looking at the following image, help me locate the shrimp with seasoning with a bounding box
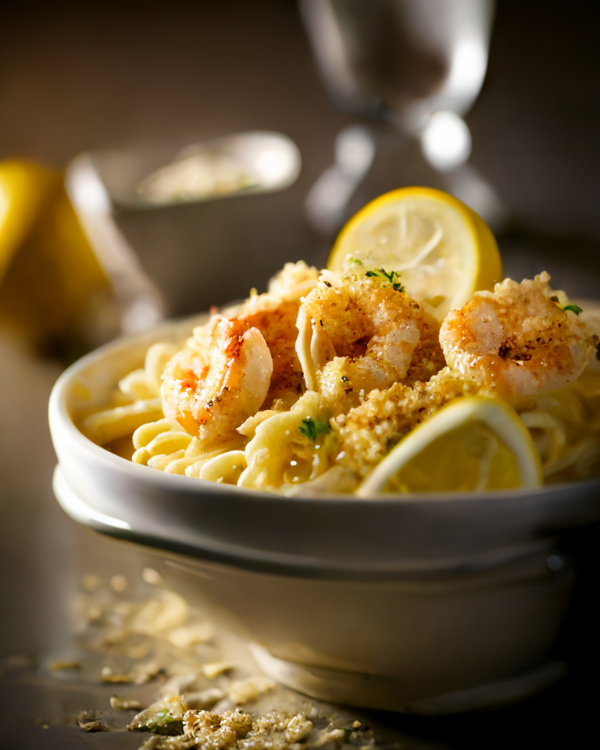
[228,261,320,407]
[161,316,273,444]
[440,272,598,400]
[161,262,320,444]
[237,293,305,406]
[296,264,445,410]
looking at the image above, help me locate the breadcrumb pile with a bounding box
[332,369,476,478]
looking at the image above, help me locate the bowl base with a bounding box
[250,644,567,714]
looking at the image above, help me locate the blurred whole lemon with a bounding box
[0,160,116,359]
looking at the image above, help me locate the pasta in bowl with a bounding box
[75,257,600,497]
[47,292,600,572]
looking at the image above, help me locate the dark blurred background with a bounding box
[1,1,600,747]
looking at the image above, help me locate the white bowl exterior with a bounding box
[165,550,572,705]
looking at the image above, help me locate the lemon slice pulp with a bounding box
[357,396,542,496]
[328,187,502,321]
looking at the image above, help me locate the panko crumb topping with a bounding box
[333,368,476,477]
[228,676,277,705]
[28,570,390,749]
[132,704,371,750]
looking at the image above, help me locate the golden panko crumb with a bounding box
[239,710,313,750]
[180,708,252,748]
[402,312,447,387]
[227,676,277,705]
[283,714,314,744]
[136,708,315,750]
[333,368,477,477]
[300,269,446,414]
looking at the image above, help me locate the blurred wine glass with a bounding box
[300,0,503,231]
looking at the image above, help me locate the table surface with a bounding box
[1,2,600,748]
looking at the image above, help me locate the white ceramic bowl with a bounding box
[49,317,600,713]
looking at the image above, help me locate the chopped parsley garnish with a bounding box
[341,728,353,743]
[299,417,331,441]
[349,257,363,265]
[141,710,183,736]
[563,304,583,315]
[365,268,404,292]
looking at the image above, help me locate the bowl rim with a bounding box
[52,464,566,582]
[49,314,600,506]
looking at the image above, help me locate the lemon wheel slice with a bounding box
[357,396,542,496]
[328,187,502,321]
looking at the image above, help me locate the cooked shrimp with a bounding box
[161,267,310,444]
[161,316,273,444]
[237,292,305,405]
[440,272,597,399]
[296,266,445,409]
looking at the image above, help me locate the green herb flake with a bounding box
[342,728,353,743]
[299,417,331,441]
[127,697,187,736]
[365,268,404,292]
[349,257,363,265]
[146,710,182,734]
[563,304,583,315]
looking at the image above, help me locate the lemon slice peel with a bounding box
[357,395,542,496]
[328,187,502,321]
[0,160,60,281]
